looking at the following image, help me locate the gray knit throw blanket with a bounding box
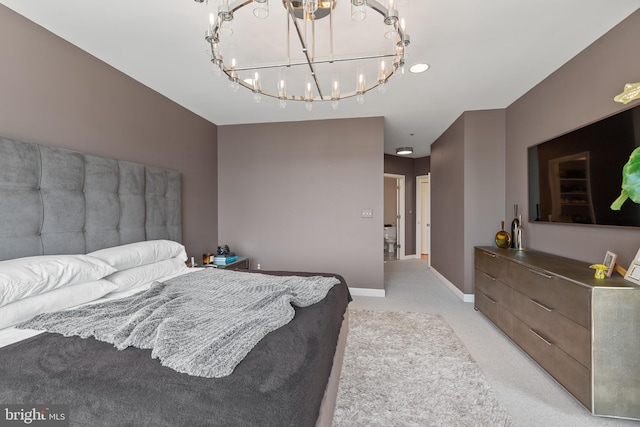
[17,269,339,378]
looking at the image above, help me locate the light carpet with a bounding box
[333,309,513,426]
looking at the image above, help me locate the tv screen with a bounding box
[528,104,640,227]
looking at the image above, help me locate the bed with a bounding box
[0,136,350,427]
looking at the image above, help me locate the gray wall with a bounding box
[464,110,507,293]
[432,9,640,294]
[431,116,466,289]
[506,9,640,269]
[415,156,431,176]
[384,177,398,226]
[218,117,384,290]
[0,5,218,259]
[431,110,506,294]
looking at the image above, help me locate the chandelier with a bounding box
[196,0,410,110]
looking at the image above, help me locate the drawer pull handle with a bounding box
[482,252,497,258]
[530,299,553,312]
[482,272,496,281]
[528,268,553,279]
[529,329,553,346]
[483,293,497,304]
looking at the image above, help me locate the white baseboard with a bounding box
[349,287,386,298]
[430,267,474,303]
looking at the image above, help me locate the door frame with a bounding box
[416,173,431,266]
[383,173,405,260]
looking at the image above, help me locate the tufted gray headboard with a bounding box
[0,136,181,261]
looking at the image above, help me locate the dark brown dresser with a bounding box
[475,246,640,420]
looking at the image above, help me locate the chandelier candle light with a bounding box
[198,0,410,109]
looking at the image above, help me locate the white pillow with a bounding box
[0,279,118,330]
[103,256,188,292]
[88,240,187,271]
[0,255,117,308]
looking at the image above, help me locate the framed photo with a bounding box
[603,251,617,277]
[624,248,640,285]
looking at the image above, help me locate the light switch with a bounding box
[361,209,373,218]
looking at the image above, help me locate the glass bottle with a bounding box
[516,214,524,250]
[510,204,520,249]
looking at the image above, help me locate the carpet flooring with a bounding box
[333,309,513,426]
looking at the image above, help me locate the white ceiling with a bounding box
[2,0,638,157]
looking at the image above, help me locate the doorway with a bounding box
[383,173,405,261]
[416,174,431,266]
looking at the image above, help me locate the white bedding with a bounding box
[0,254,116,307]
[0,268,197,349]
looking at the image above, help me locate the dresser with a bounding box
[475,246,640,420]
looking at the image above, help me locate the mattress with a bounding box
[0,269,350,427]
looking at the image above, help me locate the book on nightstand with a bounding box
[213,255,238,265]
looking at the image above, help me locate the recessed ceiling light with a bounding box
[409,63,430,74]
[396,147,413,155]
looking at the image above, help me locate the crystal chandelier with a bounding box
[197,0,410,110]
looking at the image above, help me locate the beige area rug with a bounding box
[333,309,513,427]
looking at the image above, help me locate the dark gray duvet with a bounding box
[0,271,350,427]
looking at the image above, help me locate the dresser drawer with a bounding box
[512,315,591,409]
[475,248,509,278]
[475,289,514,338]
[507,261,591,328]
[475,269,512,306]
[511,288,591,368]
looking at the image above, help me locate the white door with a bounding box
[420,178,430,255]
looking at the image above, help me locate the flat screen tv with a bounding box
[528,104,640,227]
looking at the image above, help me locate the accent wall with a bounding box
[0,5,218,258]
[506,9,640,269]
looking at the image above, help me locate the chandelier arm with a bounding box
[210,0,252,40]
[329,1,334,60]
[366,0,407,42]
[287,2,291,65]
[366,0,392,19]
[286,2,324,99]
[229,0,253,12]
[230,52,401,72]
[311,8,316,62]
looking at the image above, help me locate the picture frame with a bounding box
[603,251,618,277]
[624,248,640,285]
